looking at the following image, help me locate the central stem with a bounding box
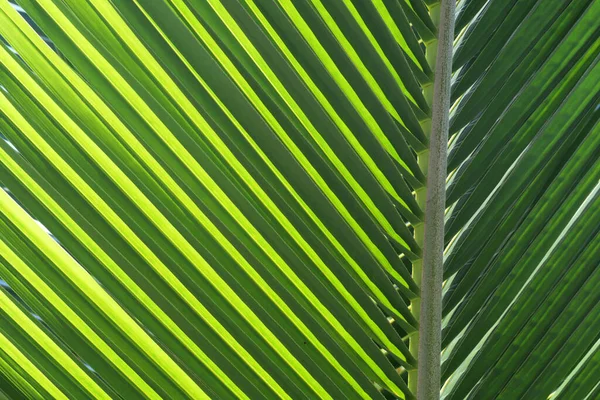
[410,1,455,399]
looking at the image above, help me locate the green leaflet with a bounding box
[0,329,66,400]
[1,3,418,392]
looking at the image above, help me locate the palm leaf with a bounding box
[0,0,598,399]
